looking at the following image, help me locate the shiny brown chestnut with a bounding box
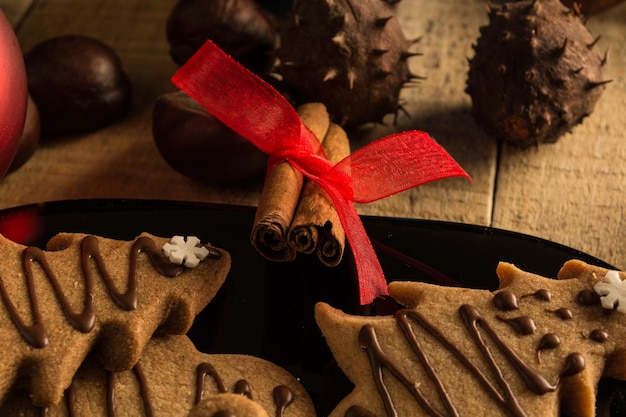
[152,90,268,184]
[166,0,277,73]
[24,35,131,135]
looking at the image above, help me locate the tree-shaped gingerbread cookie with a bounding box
[316,259,626,417]
[0,232,230,407]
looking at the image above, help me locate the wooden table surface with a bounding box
[1,0,625,271]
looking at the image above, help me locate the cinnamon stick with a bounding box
[250,103,330,261]
[288,123,350,266]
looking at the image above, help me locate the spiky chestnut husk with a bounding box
[560,0,625,14]
[466,0,610,147]
[277,0,421,128]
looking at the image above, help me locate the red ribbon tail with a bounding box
[322,183,388,305]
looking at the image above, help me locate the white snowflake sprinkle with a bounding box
[594,271,626,313]
[162,236,210,268]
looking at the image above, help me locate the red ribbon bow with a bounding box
[172,40,470,305]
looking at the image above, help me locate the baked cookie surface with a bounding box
[0,232,230,407]
[1,334,316,417]
[316,260,626,417]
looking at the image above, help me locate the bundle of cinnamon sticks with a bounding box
[250,103,349,267]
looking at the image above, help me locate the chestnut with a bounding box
[152,90,268,184]
[24,34,131,135]
[166,0,278,73]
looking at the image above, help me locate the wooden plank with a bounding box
[352,0,496,226]
[3,0,623,273]
[0,0,35,27]
[2,0,264,208]
[492,2,626,269]
[1,0,496,228]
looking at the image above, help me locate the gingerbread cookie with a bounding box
[1,334,316,417]
[315,260,626,417]
[188,394,269,417]
[0,232,230,407]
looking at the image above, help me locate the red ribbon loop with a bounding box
[172,40,470,305]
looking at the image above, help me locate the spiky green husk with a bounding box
[277,0,419,128]
[466,0,609,147]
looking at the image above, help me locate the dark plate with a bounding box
[0,199,623,416]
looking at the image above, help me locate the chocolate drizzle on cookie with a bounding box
[196,362,229,402]
[355,304,586,417]
[496,315,537,335]
[589,329,609,343]
[536,334,560,363]
[577,289,601,306]
[40,359,296,416]
[273,385,295,417]
[41,363,156,417]
[234,379,253,398]
[105,364,156,417]
[459,305,558,395]
[0,236,190,348]
[493,290,518,311]
[553,308,573,320]
[196,362,295,416]
[520,289,552,302]
[537,334,560,353]
[532,290,552,302]
[359,322,451,417]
